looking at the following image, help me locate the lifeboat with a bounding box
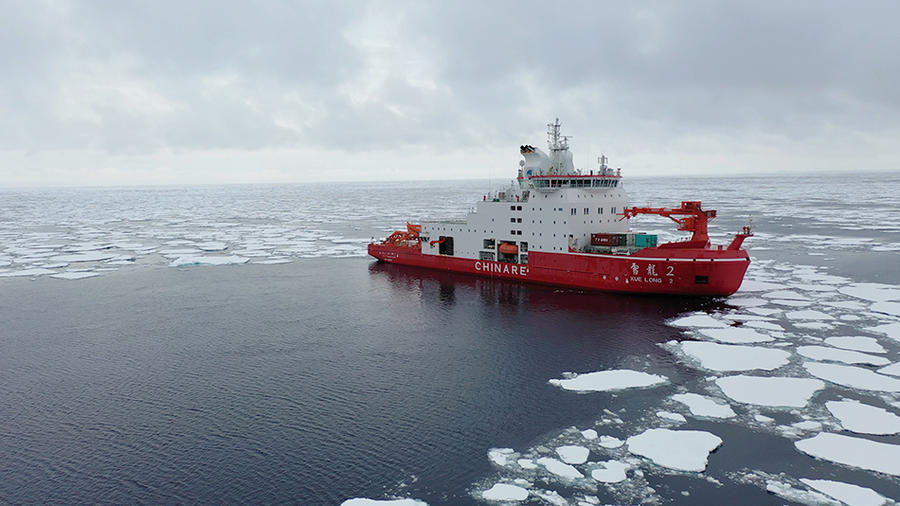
[498,242,518,255]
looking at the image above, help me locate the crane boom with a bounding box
[620,201,717,245]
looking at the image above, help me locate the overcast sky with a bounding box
[2,0,899,186]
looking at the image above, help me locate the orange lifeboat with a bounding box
[498,242,518,255]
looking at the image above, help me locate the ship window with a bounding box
[510,205,516,211]
[584,208,589,214]
[517,218,522,223]
[510,218,516,223]
[510,230,515,235]
[517,231,523,235]
[483,239,495,249]
[612,207,616,214]
[598,208,603,214]
[570,208,576,215]
[520,254,528,264]
[517,206,522,210]
[480,251,495,261]
[520,242,528,252]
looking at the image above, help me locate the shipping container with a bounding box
[591,233,625,246]
[635,234,658,248]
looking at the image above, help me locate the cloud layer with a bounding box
[2,0,899,185]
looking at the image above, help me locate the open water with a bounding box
[1,172,899,505]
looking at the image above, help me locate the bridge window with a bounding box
[584,208,589,214]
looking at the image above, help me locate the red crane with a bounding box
[620,201,717,246]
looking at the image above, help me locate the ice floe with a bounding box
[555,445,589,464]
[169,255,249,267]
[482,483,529,502]
[871,301,900,317]
[516,459,537,470]
[803,362,900,392]
[656,411,686,422]
[762,290,808,300]
[737,280,783,292]
[580,429,597,440]
[838,283,900,302]
[799,479,888,506]
[590,461,629,483]
[877,362,900,377]
[867,322,900,342]
[696,327,774,344]
[49,252,117,263]
[794,432,900,476]
[785,310,833,320]
[668,314,728,328]
[626,428,722,472]
[764,480,841,506]
[741,320,784,331]
[195,241,228,251]
[726,296,769,307]
[536,457,584,479]
[51,271,101,280]
[341,499,427,506]
[679,341,790,371]
[795,346,890,366]
[0,268,57,277]
[488,448,515,466]
[824,336,887,354]
[598,435,624,448]
[825,400,900,435]
[715,375,824,407]
[548,370,667,392]
[671,393,736,418]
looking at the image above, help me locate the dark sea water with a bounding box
[1,173,899,505]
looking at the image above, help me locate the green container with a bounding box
[635,234,658,248]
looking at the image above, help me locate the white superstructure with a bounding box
[420,119,629,263]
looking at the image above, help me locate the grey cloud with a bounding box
[1,0,899,166]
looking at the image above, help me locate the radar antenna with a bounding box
[547,118,570,151]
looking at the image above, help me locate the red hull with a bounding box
[368,243,750,296]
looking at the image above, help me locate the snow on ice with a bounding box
[671,393,736,418]
[696,327,774,344]
[867,322,900,342]
[679,341,790,371]
[668,314,728,328]
[340,499,427,506]
[824,336,887,354]
[536,457,584,479]
[825,400,900,435]
[555,445,590,465]
[715,375,824,407]
[481,483,529,502]
[51,271,100,280]
[799,479,888,506]
[590,461,629,483]
[795,433,900,476]
[169,255,250,267]
[549,370,667,392]
[785,310,833,320]
[803,362,900,392]
[878,362,900,377]
[626,428,722,472]
[795,346,890,366]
